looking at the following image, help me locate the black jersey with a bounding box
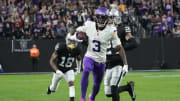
[117,24,131,45]
[106,24,131,69]
[55,43,81,73]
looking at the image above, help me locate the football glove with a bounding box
[75,60,81,75]
[56,70,62,74]
[122,65,128,76]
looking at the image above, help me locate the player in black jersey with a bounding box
[104,9,138,101]
[46,33,82,101]
[117,12,138,51]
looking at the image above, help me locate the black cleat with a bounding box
[47,87,51,95]
[127,81,136,101]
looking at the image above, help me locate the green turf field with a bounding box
[0,71,180,101]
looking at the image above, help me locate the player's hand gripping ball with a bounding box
[76,31,86,40]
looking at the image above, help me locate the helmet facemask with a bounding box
[95,7,109,28]
[67,39,77,49]
[95,15,109,28]
[66,34,78,49]
[109,9,121,25]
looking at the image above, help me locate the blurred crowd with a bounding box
[135,0,180,38]
[0,0,179,40]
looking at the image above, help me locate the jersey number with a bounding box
[59,57,75,68]
[125,26,131,32]
[92,40,101,52]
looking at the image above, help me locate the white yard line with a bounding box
[143,75,180,78]
[24,79,49,82]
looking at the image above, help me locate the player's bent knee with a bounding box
[105,86,113,98]
[68,81,74,86]
[111,85,118,94]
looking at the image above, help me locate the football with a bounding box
[76,31,86,40]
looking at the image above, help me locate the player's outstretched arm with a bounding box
[116,44,128,76]
[49,51,59,73]
[75,55,82,74]
[116,45,128,65]
[124,33,139,51]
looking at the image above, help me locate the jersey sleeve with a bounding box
[111,27,122,48]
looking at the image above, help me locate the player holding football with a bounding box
[75,7,128,101]
[46,33,82,101]
[104,9,138,101]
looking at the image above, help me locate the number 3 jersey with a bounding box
[55,43,81,73]
[76,21,121,63]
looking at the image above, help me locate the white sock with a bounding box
[69,86,75,97]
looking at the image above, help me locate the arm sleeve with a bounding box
[123,38,139,51]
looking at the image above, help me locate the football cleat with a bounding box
[127,81,136,101]
[89,94,95,101]
[80,98,85,101]
[46,87,51,95]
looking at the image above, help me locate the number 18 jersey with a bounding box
[55,43,81,73]
[76,21,121,63]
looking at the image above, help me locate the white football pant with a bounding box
[104,65,123,95]
[49,70,75,91]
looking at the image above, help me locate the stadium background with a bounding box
[0,0,180,72]
[0,38,180,72]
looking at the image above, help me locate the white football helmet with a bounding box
[109,9,121,25]
[65,33,78,49]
